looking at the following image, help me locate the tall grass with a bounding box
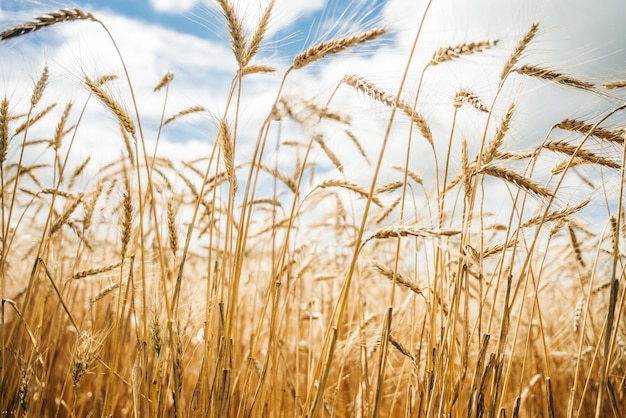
[0,3,625,417]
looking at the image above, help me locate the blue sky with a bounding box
[1,0,625,225]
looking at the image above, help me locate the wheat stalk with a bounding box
[293,27,385,69]
[0,8,96,41]
[430,39,498,65]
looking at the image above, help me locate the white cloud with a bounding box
[0,0,624,222]
[150,0,202,13]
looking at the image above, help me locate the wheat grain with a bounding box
[257,164,296,193]
[396,103,433,145]
[94,74,118,86]
[371,260,423,296]
[603,81,626,89]
[85,77,135,136]
[68,156,90,189]
[461,139,472,198]
[239,65,276,77]
[72,261,122,280]
[293,27,385,69]
[120,187,133,257]
[82,180,103,231]
[389,334,415,361]
[482,103,515,165]
[49,195,83,236]
[376,196,401,224]
[0,8,96,40]
[31,66,49,106]
[342,74,396,108]
[556,119,624,144]
[520,199,590,228]
[501,22,539,79]
[14,103,56,136]
[318,179,382,207]
[365,225,461,244]
[313,134,344,173]
[391,165,423,184]
[567,223,586,267]
[0,98,8,163]
[90,282,121,306]
[218,118,237,193]
[454,89,489,113]
[430,40,498,66]
[344,130,370,164]
[167,200,178,254]
[163,106,207,125]
[53,102,72,151]
[375,180,404,194]
[543,140,620,169]
[153,71,174,92]
[479,164,552,198]
[513,64,594,90]
[216,0,246,66]
[243,0,274,67]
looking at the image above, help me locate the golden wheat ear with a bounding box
[0,8,97,41]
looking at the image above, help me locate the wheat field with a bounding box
[0,2,624,417]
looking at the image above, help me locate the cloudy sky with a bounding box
[1,0,625,225]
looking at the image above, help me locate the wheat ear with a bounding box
[454,89,489,113]
[0,98,9,164]
[0,8,96,41]
[371,260,423,296]
[556,119,624,144]
[430,39,498,65]
[216,0,246,66]
[243,0,274,66]
[513,65,594,90]
[501,22,539,79]
[293,27,385,69]
[84,77,135,136]
[153,71,174,92]
[479,164,552,198]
